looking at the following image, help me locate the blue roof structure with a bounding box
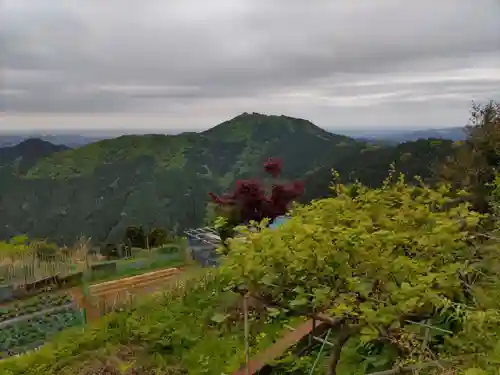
[269,215,291,230]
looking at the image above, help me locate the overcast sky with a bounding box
[1,0,499,133]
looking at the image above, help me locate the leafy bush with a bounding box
[30,240,58,260]
[0,236,30,259]
[0,237,58,261]
[156,244,179,255]
[208,157,304,241]
[222,173,500,373]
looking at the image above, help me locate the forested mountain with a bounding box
[0,139,69,173]
[0,113,455,245]
[0,134,108,148]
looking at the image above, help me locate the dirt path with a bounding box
[232,319,317,375]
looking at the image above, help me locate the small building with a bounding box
[184,227,221,267]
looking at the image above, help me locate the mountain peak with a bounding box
[202,112,339,142]
[0,138,69,170]
[17,137,62,147]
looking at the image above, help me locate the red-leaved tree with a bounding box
[208,158,304,228]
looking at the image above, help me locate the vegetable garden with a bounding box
[0,294,73,323]
[0,308,82,359]
[0,293,82,359]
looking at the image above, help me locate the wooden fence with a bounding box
[70,267,183,322]
[0,251,96,287]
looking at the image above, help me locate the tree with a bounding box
[30,239,58,260]
[203,202,219,226]
[147,227,169,248]
[223,173,500,374]
[208,158,304,240]
[100,243,120,259]
[124,225,146,249]
[439,101,500,213]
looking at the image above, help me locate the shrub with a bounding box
[223,174,500,373]
[208,157,304,240]
[30,240,58,260]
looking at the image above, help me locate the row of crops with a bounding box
[0,294,83,359]
[0,293,73,323]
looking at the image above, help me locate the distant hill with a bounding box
[0,113,455,245]
[343,127,466,143]
[0,135,26,148]
[0,134,109,148]
[0,139,69,173]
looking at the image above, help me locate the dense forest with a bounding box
[0,113,455,246]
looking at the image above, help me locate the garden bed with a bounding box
[0,306,82,359]
[0,294,73,323]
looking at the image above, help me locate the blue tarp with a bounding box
[269,215,291,229]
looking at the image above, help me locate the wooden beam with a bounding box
[232,318,327,375]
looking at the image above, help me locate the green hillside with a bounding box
[0,113,454,245]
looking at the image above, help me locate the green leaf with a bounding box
[289,297,308,308]
[464,368,487,375]
[266,307,281,317]
[210,313,229,324]
[360,326,379,343]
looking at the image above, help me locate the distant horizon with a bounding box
[0,124,465,137]
[0,113,465,137]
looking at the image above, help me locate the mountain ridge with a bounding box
[0,113,455,245]
[345,126,466,143]
[0,139,69,173]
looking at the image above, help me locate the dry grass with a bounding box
[64,345,188,375]
[0,236,103,286]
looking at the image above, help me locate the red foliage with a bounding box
[209,158,304,224]
[264,157,283,177]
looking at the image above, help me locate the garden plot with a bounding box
[0,293,73,323]
[0,295,82,359]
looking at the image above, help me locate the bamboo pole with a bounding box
[244,293,250,375]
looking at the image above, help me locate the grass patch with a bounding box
[88,251,185,284]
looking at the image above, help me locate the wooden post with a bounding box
[244,294,250,375]
[69,287,87,325]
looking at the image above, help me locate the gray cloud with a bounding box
[1,0,500,130]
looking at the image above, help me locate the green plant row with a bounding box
[0,308,82,358]
[0,294,73,323]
